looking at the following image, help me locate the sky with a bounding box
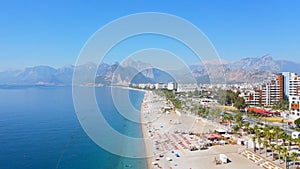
[0,0,299,70]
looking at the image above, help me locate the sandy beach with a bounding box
[140,91,267,169]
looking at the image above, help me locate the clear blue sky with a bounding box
[0,0,299,70]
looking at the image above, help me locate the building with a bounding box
[241,72,300,120]
[289,96,300,119]
[167,82,178,91]
[154,83,166,90]
[285,73,300,120]
[281,72,292,98]
[280,72,300,99]
[177,84,198,92]
[243,74,284,106]
[261,76,283,106]
[288,73,300,97]
[242,89,262,105]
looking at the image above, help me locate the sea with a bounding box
[0,86,147,169]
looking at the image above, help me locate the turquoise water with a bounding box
[0,86,147,169]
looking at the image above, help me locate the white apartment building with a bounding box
[288,73,300,97]
[154,83,166,90]
[177,84,198,92]
[167,82,178,91]
[288,73,300,120]
[290,96,300,119]
[261,79,282,106]
[243,75,284,106]
[242,89,262,105]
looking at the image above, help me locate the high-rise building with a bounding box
[290,96,300,119]
[287,73,300,119]
[243,74,283,106]
[288,73,300,97]
[242,72,300,120]
[281,72,292,98]
[279,72,300,98]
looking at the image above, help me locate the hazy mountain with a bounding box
[228,54,280,72]
[190,54,300,84]
[0,55,299,85]
[96,60,173,85]
[276,60,300,73]
[0,61,174,85]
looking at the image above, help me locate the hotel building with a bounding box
[287,73,300,119]
[243,74,284,106]
[242,72,300,120]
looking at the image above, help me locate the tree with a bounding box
[287,135,293,151]
[163,90,182,109]
[265,127,275,144]
[234,96,247,110]
[294,137,300,147]
[198,107,208,117]
[273,99,289,110]
[295,118,300,128]
[235,112,243,128]
[244,122,250,134]
[276,145,282,163]
[263,140,269,157]
[290,152,298,169]
[282,147,288,169]
[258,135,263,154]
[233,125,240,136]
[252,136,257,153]
[275,127,283,145]
[270,144,276,161]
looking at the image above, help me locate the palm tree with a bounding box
[249,127,255,134]
[244,122,250,135]
[290,152,298,169]
[287,135,293,151]
[233,125,240,136]
[235,112,243,128]
[279,131,289,146]
[252,136,257,153]
[294,137,300,147]
[282,147,288,169]
[258,135,263,154]
[270,144,276,161]
[276,145,282,163]
[263,140,269,157]
[274,126,281,145]
[254,125,259,135]
[264,126,274,144]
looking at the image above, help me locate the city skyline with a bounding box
[0,1,300,70]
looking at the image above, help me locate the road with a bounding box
[244,116,295,134]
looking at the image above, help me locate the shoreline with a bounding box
[138,91,266,169]
[140,90,152,169]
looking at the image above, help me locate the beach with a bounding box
[140,91,265,169]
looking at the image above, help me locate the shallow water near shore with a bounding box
[0,86,147,169]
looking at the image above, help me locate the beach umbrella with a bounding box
[206,134,222,139]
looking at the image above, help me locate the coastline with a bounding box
[138,90,264,169]
[140,90,152,169]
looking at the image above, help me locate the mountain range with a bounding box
[0,55,299,85]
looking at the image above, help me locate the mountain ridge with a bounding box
[0,55,299,85]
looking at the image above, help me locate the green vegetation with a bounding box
[234,96,246,110]
[294,117,300,127]
[198,107,209,117]
[162,90,182,109]
[159,87,298,168]
[272,99,289,111]
[247,124,300,168]
[214,89,246,110]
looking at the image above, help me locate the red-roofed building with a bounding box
[246,107,279,116]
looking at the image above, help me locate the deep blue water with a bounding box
[0,86,147,169]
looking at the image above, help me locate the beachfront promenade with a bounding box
[141,91,276,169]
